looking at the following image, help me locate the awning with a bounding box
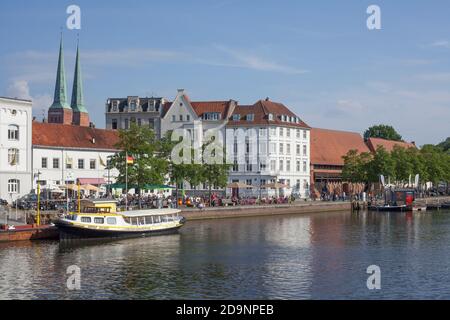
[77,178,105,185]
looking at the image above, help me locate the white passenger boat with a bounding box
[54,200,185,240]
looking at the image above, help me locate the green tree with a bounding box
[342,150,372,183]
[437,137,450,153]
[367,146,395,183]
[364,124,402,141]
[111,124,169,199]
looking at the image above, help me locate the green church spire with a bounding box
[50,35,70,109]
[71,43,87,113]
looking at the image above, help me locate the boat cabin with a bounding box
[384,188,415,206]
[79,199,118,214]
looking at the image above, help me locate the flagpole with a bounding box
[125,151,128,210]
[15,151,18,221]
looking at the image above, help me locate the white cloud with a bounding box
[430,40,450,48]
[213,45,308,75]
[5,80,52,117]
[6,80,32,99]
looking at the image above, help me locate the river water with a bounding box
[1,210,450,300]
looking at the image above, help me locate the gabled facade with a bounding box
[0,97,33,201]
[226,99,311,198]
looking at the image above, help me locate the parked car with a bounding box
[0,199,8,206]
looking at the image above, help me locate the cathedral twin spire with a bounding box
[49,34,89,126]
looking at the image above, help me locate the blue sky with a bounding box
[1,0,450,145]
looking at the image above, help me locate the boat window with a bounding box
[107,217,117,225]
[94,217,104,224]
[145,216,153,224]
[83,206,112,214]
[131,218,138,226]
[167,215,174,222]
[139,217,145,225]
[153,216,161,224]
[81,217,92,223]
[161,215,168,222]
[123,217,131,224]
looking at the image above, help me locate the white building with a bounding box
[0,97,33,202]
[31,122,119,193]
[226,99,311,198]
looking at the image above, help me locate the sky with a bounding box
[1,0,449,146]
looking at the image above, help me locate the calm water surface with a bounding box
[1,210,450,300]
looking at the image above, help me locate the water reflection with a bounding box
[1,210,450,299]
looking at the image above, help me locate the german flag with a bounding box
[126,155,134,165]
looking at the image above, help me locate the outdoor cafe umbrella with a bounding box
[262,182,290,198]
[61,184,84,191]
[82,184,100,192]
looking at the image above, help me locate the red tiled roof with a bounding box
[228,100,310,128]
[190,101,233,119]
[366,137,416,153]
[311,128,370,166]
[32,122,120,151]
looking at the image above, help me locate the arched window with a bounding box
[8,125,19,140]
[8,148,19,165]
[8,179,20,193]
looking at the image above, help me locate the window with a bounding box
[279,160,284,171]
[286,143,291,155]
[296,129,300,138]
[112,101,118,112]
[246,114,254,121]
[8,179,19,193]
[279,143,284,154]
[81,217,91,223]
[172,115,176,122]
[203,113,221,121]
[303,130,307,139]
[286,160,291,172]
[260,162,267,171]
[279,127,284,137]
[233,160,238,172]
[187,115,190,121]
[259,128,267,137]
[296,160,301,172]
[8,125,19,140]
[42,157,48,169]
[232,114,240,121]
[53,158,60,169]
[268,113,274,121]
[303,161,307,172]
[270,160,276,171]
[78,159,85,169]
[287,128,291,137]
[296,144,301,155]
[94,217,104,224]
[8,148,19,165]
[90,159,96,170]
[246,180,252,189]
[124,119,129,129]
[137,118,142,126]
[130,102,136,111]
[112,119,118,130]
[270,127,276,136]
[149,119,155,129]
[179,115,183,121]
[259,142,267,155]
[246,159,252,172]
[270,143,276,154]
[303,145,307,156]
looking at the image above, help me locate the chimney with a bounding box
[265,97,270,101]
[177,89,185,94]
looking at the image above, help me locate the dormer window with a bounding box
[112,101,119,112]
[246,114,255,122]
[268,113,274,121]
[203,112,221,121]
[232,114,240,121]
[130,102,136,112]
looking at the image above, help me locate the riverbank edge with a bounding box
[181,201,351,221]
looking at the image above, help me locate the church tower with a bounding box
[71,42,90,126]
[48,35,73,125]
